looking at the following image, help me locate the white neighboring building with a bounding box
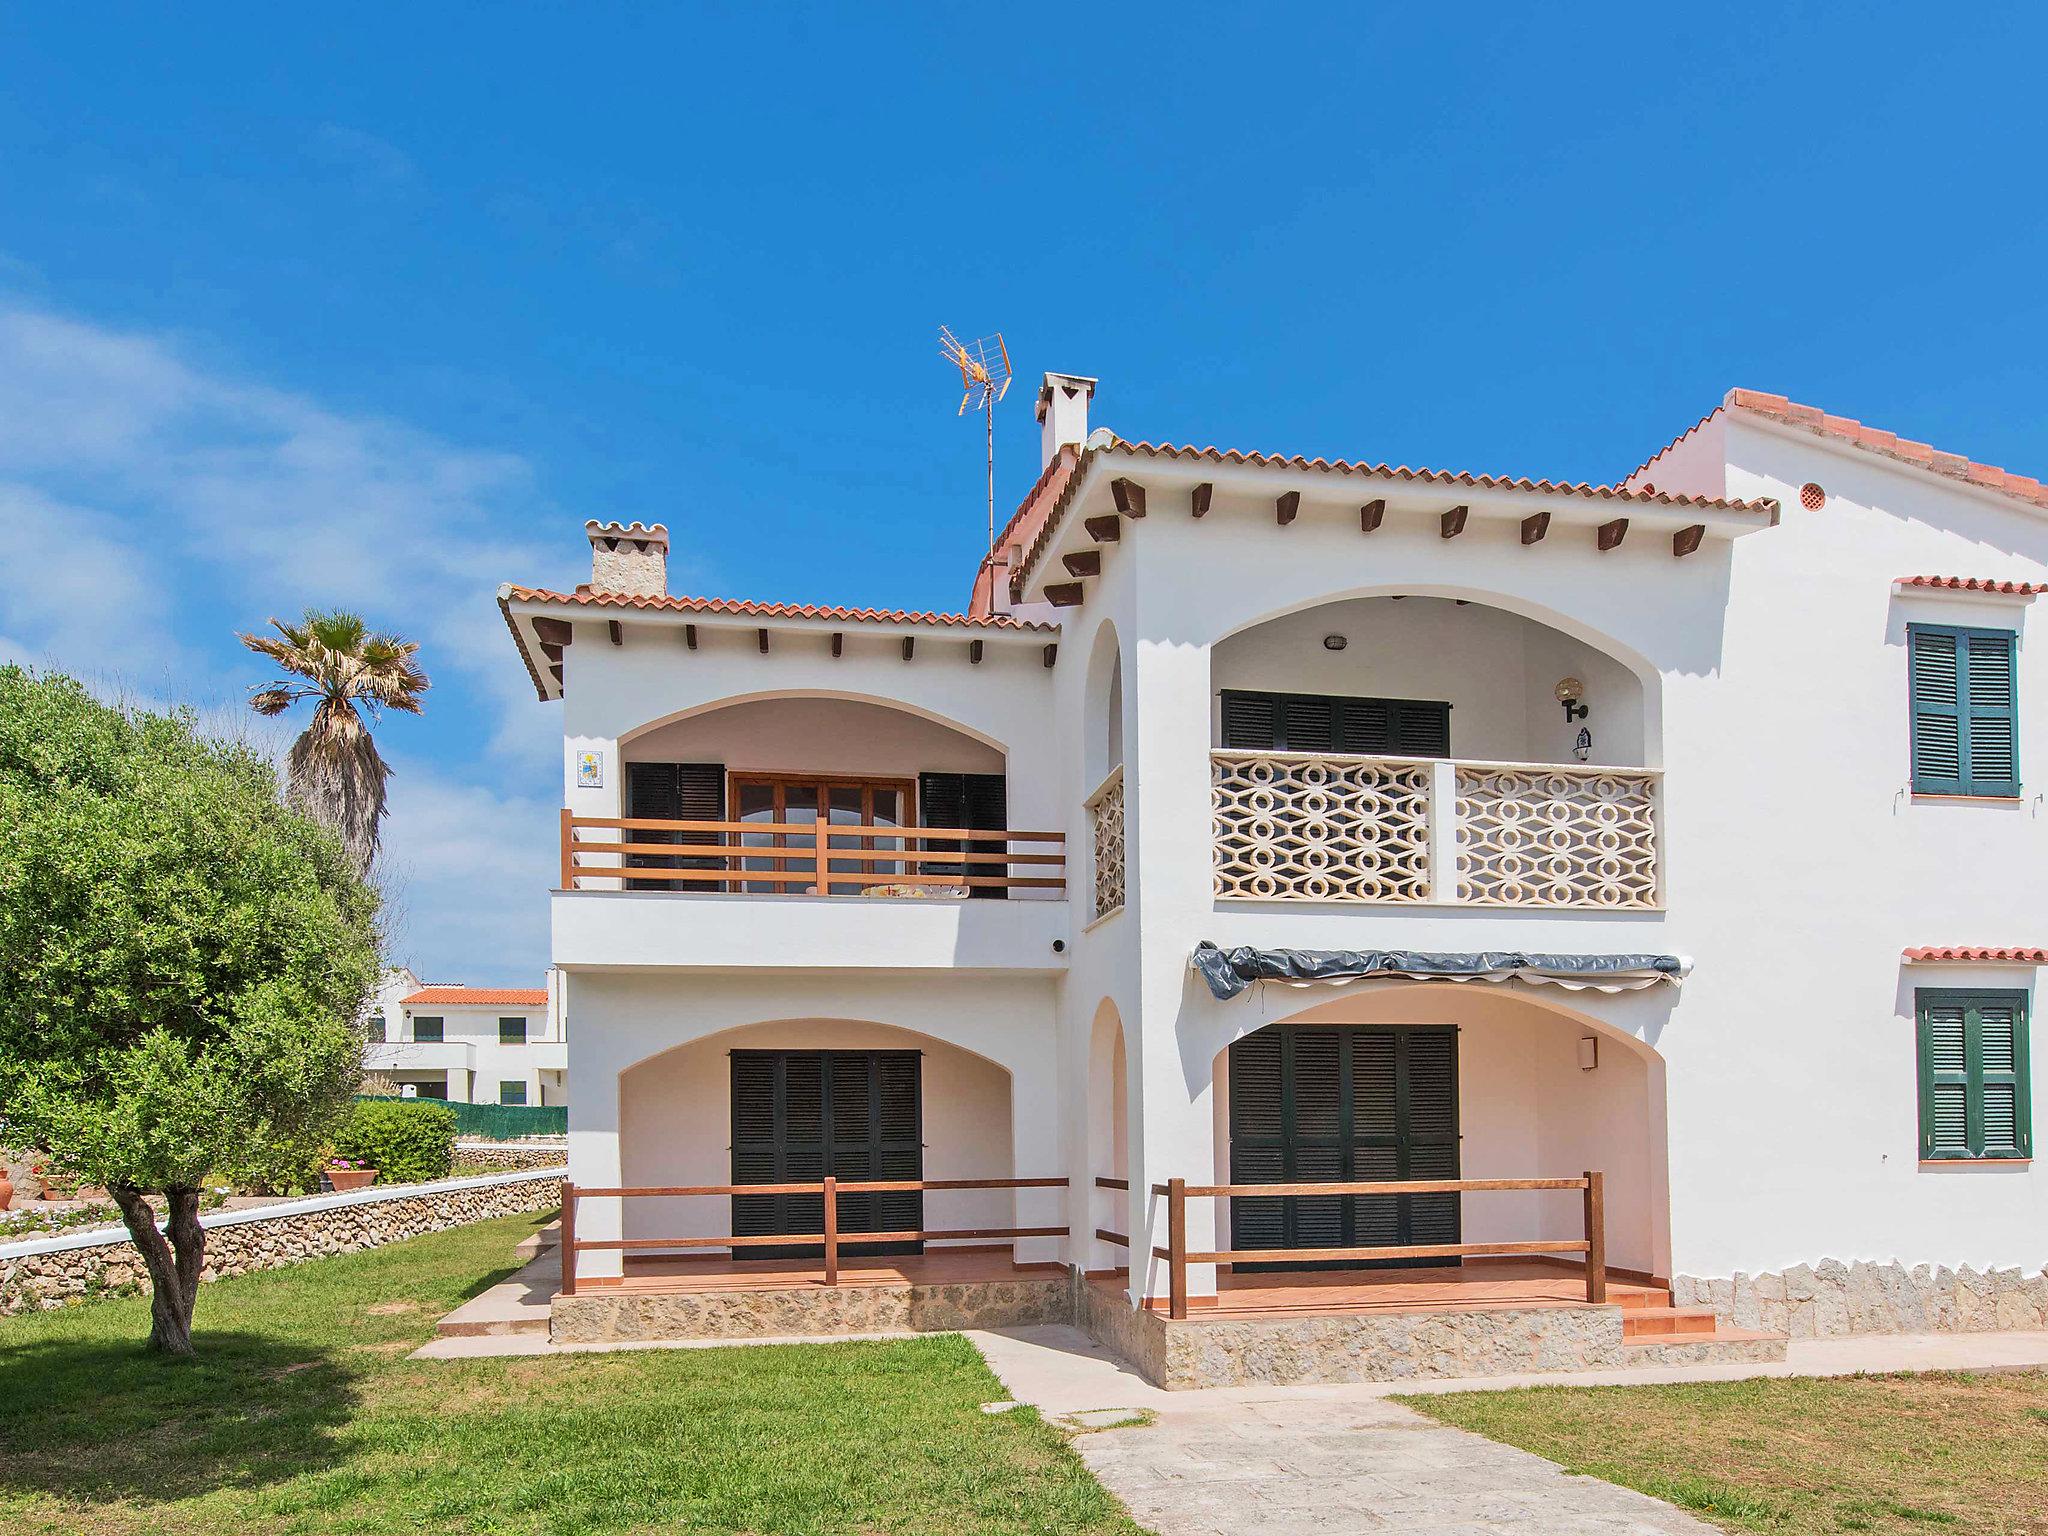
[363,967,568,1107]
[497,377,2047,1380]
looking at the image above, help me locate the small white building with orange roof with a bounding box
[363,966,568,1107]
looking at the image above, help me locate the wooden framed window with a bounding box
[1220,689,1452,758]
[499,1016,528,1045]
[731,773,913,894]
[368,1012,388,1044]
[1910,625,2019,797]
[412,1016,443,1044]
[499,1080,528,1106]
[1917,989,2032,1160]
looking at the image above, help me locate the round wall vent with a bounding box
[1800,482,1828,511]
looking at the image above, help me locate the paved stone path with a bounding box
[1072,1391,1711,1536]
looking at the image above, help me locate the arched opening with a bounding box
[1212,594,1651,767]
[1209,595,1662,908]
[618,1017,1017,1258]
[1208,984,1670,1283]
[615,693,1018,898]
[1083,620,1124,788]
[1087,999,1129,1267]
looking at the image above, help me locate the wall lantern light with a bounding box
[1555,676,1588,724]
[1323,634,1348,652]
[1578,1036,1599,1072]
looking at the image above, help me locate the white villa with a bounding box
[363,967,569,1109]
[498,379,2046,1385]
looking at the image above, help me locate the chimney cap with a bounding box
[1035,372,1098,423]
[584,520,670,550]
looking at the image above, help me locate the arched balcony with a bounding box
[1209,595,1662,909]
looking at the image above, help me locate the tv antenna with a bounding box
[939,327,1012,552]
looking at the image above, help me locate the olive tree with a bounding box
[0,667,380,1355]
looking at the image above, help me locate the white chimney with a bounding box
[1036,371,1098,467]
[585,521,669,597]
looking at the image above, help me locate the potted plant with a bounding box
[32,1159,80,1202]
[325,1156,378,1192]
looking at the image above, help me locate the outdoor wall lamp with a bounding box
[1322,634,1348,652]
[1555,676,1589,723]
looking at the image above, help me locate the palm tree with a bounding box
[239,610,429,874]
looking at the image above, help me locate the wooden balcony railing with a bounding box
[1212,750,1660,908]
[1149,1172,1606,1319]
[559,1176,1069,1294]
[560,813,1065,897]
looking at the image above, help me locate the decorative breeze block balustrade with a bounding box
[1089,768,1126,918]
[1212,751,1432,901]
[1454,764,1659,908]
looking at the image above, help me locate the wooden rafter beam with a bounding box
[1276,490,1300,526]
[757,628,770,654]
[1597,517,1629,552]
[1440,504,1469,539]
[900,636,915,661]
[830,631,843,658]
[532,616,573,646]
[1084,514,1121,543]
[1359,499,1385,533]
[1191,482,1213,518]
[1521,511,1550,545]
[684,623,698,650]
[1046,582,1085,607]
[1110,478,1147,517]
[1672,523,1705,558]
[607,620,623,647]
[969,638,984,664]
[1042,642,1058,669]
[1062,549,1102,577]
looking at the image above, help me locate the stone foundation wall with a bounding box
[1674,1260,2048,1338]
[452,1142,569,1172]
[1,1170,561,1314]
[551,1271,1070,1344]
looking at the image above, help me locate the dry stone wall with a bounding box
[452,1141,569,1172]
[1674,1259,2048,1337]
[1,1169,561,1314]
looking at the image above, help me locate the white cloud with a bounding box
[0,298,576,984]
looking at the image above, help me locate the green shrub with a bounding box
[215,1125,328,1195]
[333,1099,456,1184]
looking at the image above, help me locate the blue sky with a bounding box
[3,4,2044,982]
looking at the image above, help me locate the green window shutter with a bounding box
[1917,989,2032,1160]
[1910,625,2019,796]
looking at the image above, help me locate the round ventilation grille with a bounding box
[1800,482,1827,511]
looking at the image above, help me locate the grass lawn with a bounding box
[1408,1372,2048,1536]
[0,1211,1144,1536]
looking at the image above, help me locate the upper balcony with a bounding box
[1084,594,1665,919]
[553,694,1069,972]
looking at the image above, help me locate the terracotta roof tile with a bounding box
[501,585,1052,632]
[1894,577,2048,595]
[1901,947,2048,965]
[1009,439,1775,601]
[403,987,549,1006]
[1728,389,2048,512]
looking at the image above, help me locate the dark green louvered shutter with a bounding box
[1911,625,2018,797]
[1220,690,1450,756]
[1228,1025,1460,1268]
[624,761,725,889]
[731,1050,924,1256]
[917,771,1008,899]
[1918,990,2032,1160]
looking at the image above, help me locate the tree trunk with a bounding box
[111,1184,206,1356]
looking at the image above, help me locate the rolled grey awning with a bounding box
[1192,941,1688,1001]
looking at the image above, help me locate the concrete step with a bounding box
[436,1250,559,1338]
[1623,1326,1788,1366]
[1621,1306,1720,1339]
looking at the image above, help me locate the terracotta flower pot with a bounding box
[327,1167,378,1192]
[0,1170,13,1212]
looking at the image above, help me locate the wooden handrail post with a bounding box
[559,1181,577,1297]
[816,812,830,897]
[559,807,575,891]
[822,1174,839,1287]
[1583,1170,1606,1303]
[1167,1177,1188,1321]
